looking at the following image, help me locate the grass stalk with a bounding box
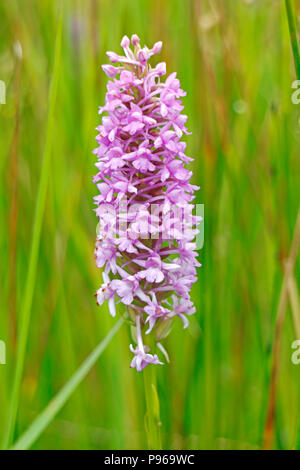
[288,275,300,340]
[10,318,124,450]
[1,5,63,449]
[285,0,300,79]
[263,207,300,449]
[8,46,22,348]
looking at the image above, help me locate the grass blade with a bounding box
[10,318,124,450]
[285,0,300,79]
[2,5,63,449]
[263,208,300,449]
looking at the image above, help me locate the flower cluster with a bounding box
[93,34,200,371]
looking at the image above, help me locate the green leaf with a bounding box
[10,318,123,450]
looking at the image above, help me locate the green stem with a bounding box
[285,0,300,79]
[143,363,162,450]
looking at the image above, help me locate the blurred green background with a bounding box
[1,0,300,450]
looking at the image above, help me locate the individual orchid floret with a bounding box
[130,316,163,371]
[93,35,201,371]
[131,34,140,47]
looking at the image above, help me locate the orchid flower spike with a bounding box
[93,35,201,371]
